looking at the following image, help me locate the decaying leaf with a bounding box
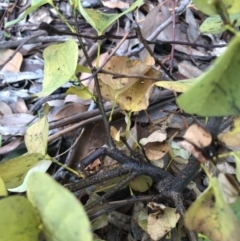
[185,176,240,241]
[218,173,240,204]
[183,124,212,148]
[147,202,180,241]
[220,118,240,147]
[144,141,168,162]
[25,114,49,155]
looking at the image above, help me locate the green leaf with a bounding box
[193,0,240,16]
[36,39,78,97]
[8,160,52,193]
[5,0,53,28]
[231,196,240,223]
[0,153,45,188]
[0,196,41,241]
[27,172,93,241]
[66,85,94,100]
[185,177,240,240]
[24,115,49,155]
[76,64,91,74]
[200,13,240,34]
[79,0,144,35]
[177,34,240,116]
[155,79,195,93]
[0,176,7,196]
[129,175,152,192]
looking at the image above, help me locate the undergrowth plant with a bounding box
[1,0,240,241]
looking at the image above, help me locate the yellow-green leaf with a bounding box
[193,0,240,16]
[76,64,91,74]
[36,39,78,97]
[155,79,195,93]
[0,153,45,188]
[0,196,41,241]
[220,118,240,147]
[25,115,49,155]
[177,34,240,116]
[66,85,93,100]
[200,13,240,34]
[8,160,52,193]
[185,177,240,241]
[0,176,7,196]
[79,0,144,35]
[27,172,93,241]
[130,175,152,192]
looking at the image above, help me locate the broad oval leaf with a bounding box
[79,0,144,35]
[185,177,240,241]
[130,175,152,192]
[0,153,45,188]
[25,115,49,155]
[177,34,240,116]
[8,160,52,193]
[27,172,93,241]
[200,13,240,34]
[0,196,41,241]
[36,39,78,97]
[193,0,240,16]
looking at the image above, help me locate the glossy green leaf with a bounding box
[0,153,45,188]
[79,0,144,35]
[200,13,240,34]
[177,34,240,116]
[27,172,93,241]
[0,196,41,241]
[25,115,49,155]
[36,39,78,97]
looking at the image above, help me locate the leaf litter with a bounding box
[0,0,240,240]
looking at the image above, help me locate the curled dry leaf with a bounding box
[177,140,206,163]
[218,173,240,204]
[147,202,180,241]
[101,0,129,9]
[144,141,168,162]
[0,101,12,115]
[99,56,152,94]
[183,124,212,148]
[140,130,167,146]
[0,49,23,72]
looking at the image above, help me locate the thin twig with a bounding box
[85,172,139,210]
[133,23,177,80]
